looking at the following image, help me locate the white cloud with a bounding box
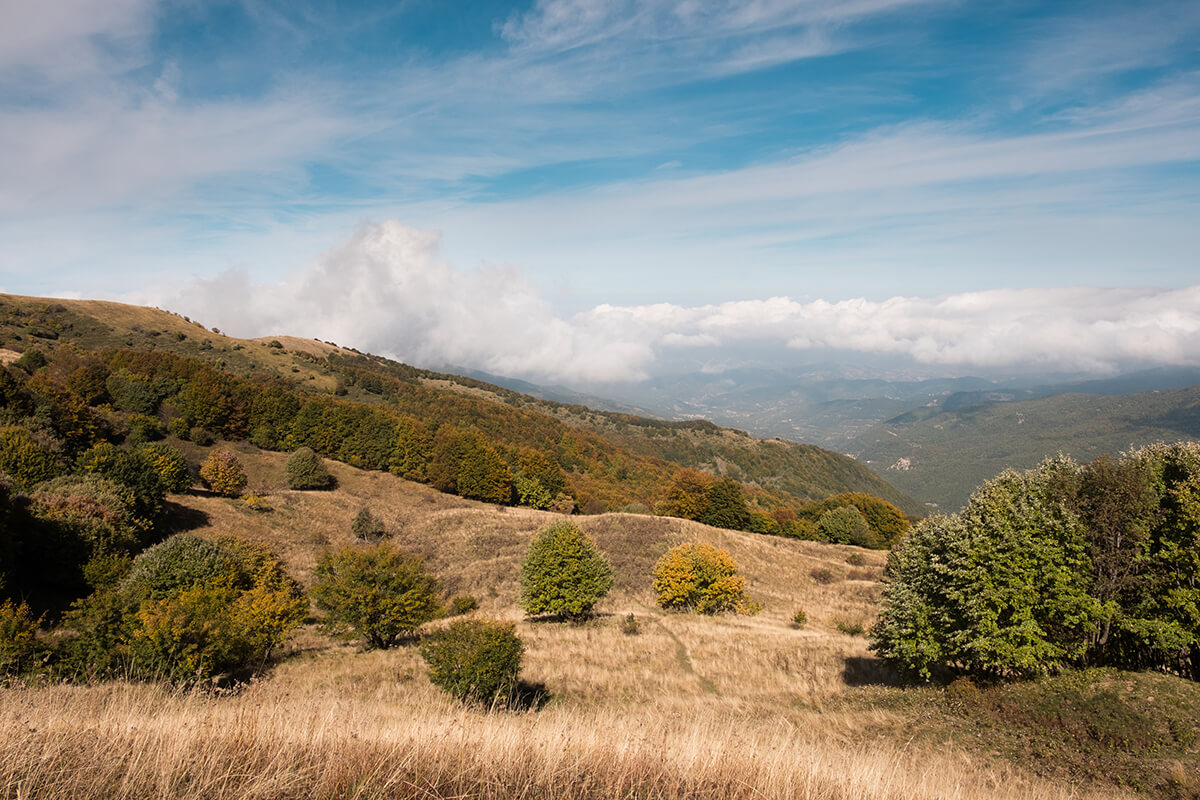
[167,220,1200,385]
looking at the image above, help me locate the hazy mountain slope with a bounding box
[0,293,924,516]
[851,386,1200,509]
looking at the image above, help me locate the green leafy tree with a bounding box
[816,505,879,548]
[75,443,166,523]
[286,446,334,490]
[138,442,191,494]
[700,478,751,531]
[32,475,146,556]
[199,448,247,497]
[0,426,60,489]
[519,521,613,620]
[311,544,441,649]
[420,618,523,705]
[872,458,1100,681]
[652,543,760,615]
[456,441,512,504]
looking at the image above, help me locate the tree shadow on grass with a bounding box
[159,500,211,535]
[842,656,909,688]
[504,680,552,712]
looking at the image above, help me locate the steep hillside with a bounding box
[0,293,924,517]
[850,385,1200,509]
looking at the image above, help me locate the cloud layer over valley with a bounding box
[171,221,1200,386]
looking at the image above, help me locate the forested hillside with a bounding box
[0,294,923,525]
[851,386,1200,509]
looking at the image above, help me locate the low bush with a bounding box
[810,568,838,585]
[0,597,43,679]
[420,618,524,705]
[621,613,640,636]
[791,609,808,629]
[448,594,478,616]
[351,507,385,539]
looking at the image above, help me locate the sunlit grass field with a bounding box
[1,447,1183,799]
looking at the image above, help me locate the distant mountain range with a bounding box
[472,364,1200,511]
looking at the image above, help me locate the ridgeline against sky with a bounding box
[2,0,1198,384]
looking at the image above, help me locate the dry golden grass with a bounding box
[1,447,1135,799]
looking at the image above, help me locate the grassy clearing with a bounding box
[2,447,1192,799]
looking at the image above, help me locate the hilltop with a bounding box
[0,293,925,517]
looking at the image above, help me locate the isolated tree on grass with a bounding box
[199,449,246,497]
[286,446,333,490]
[311,544,441,649]
[519,521,613,620]
[653,543,760,615]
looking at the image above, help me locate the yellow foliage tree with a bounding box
[199,448,246,497]
[652,543,760,615]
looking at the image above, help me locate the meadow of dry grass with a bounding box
[2,447,1137,799]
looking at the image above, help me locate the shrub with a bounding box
[835,618,867,636]
[621,612,640,636]
[31,474,145,556]
[13,349,47,374]
[139,442,191,493]
[0,598,43,678]
[241,493,271,513]
[286,446,333,490]
[791,609,808,629]
[652,543,760,615]
[351,507,386,539]
[63,535,305,684]
[75,442,166,524]
[420,618,523,705]
[0,426,60,489]
[448,594,478,616]
[519,521,613,620]
[699,477,751,531]
[124,413,164,446]
[311,544,442,649]
[810,567,838,585]
[167,417,190,440]
[847,553,867,567]
[199,448,246,497]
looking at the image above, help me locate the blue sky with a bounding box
[1,0,1199,382]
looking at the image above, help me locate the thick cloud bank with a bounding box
[172,220,1200,384]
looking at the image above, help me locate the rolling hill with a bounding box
[0,293,925,517]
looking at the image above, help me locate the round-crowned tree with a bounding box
[311,543,442,649]
[652,543,760,615]
[199,448,246,497]
[286,446,334,490]
[519,521,613,620]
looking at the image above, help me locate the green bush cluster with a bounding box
[351,507,386,539]
[873,445,1200,682]
[60,534,305,684]
[420,618,524,705]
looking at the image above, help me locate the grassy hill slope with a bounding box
[850,385,1200,509]
[6,446,1197,799]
